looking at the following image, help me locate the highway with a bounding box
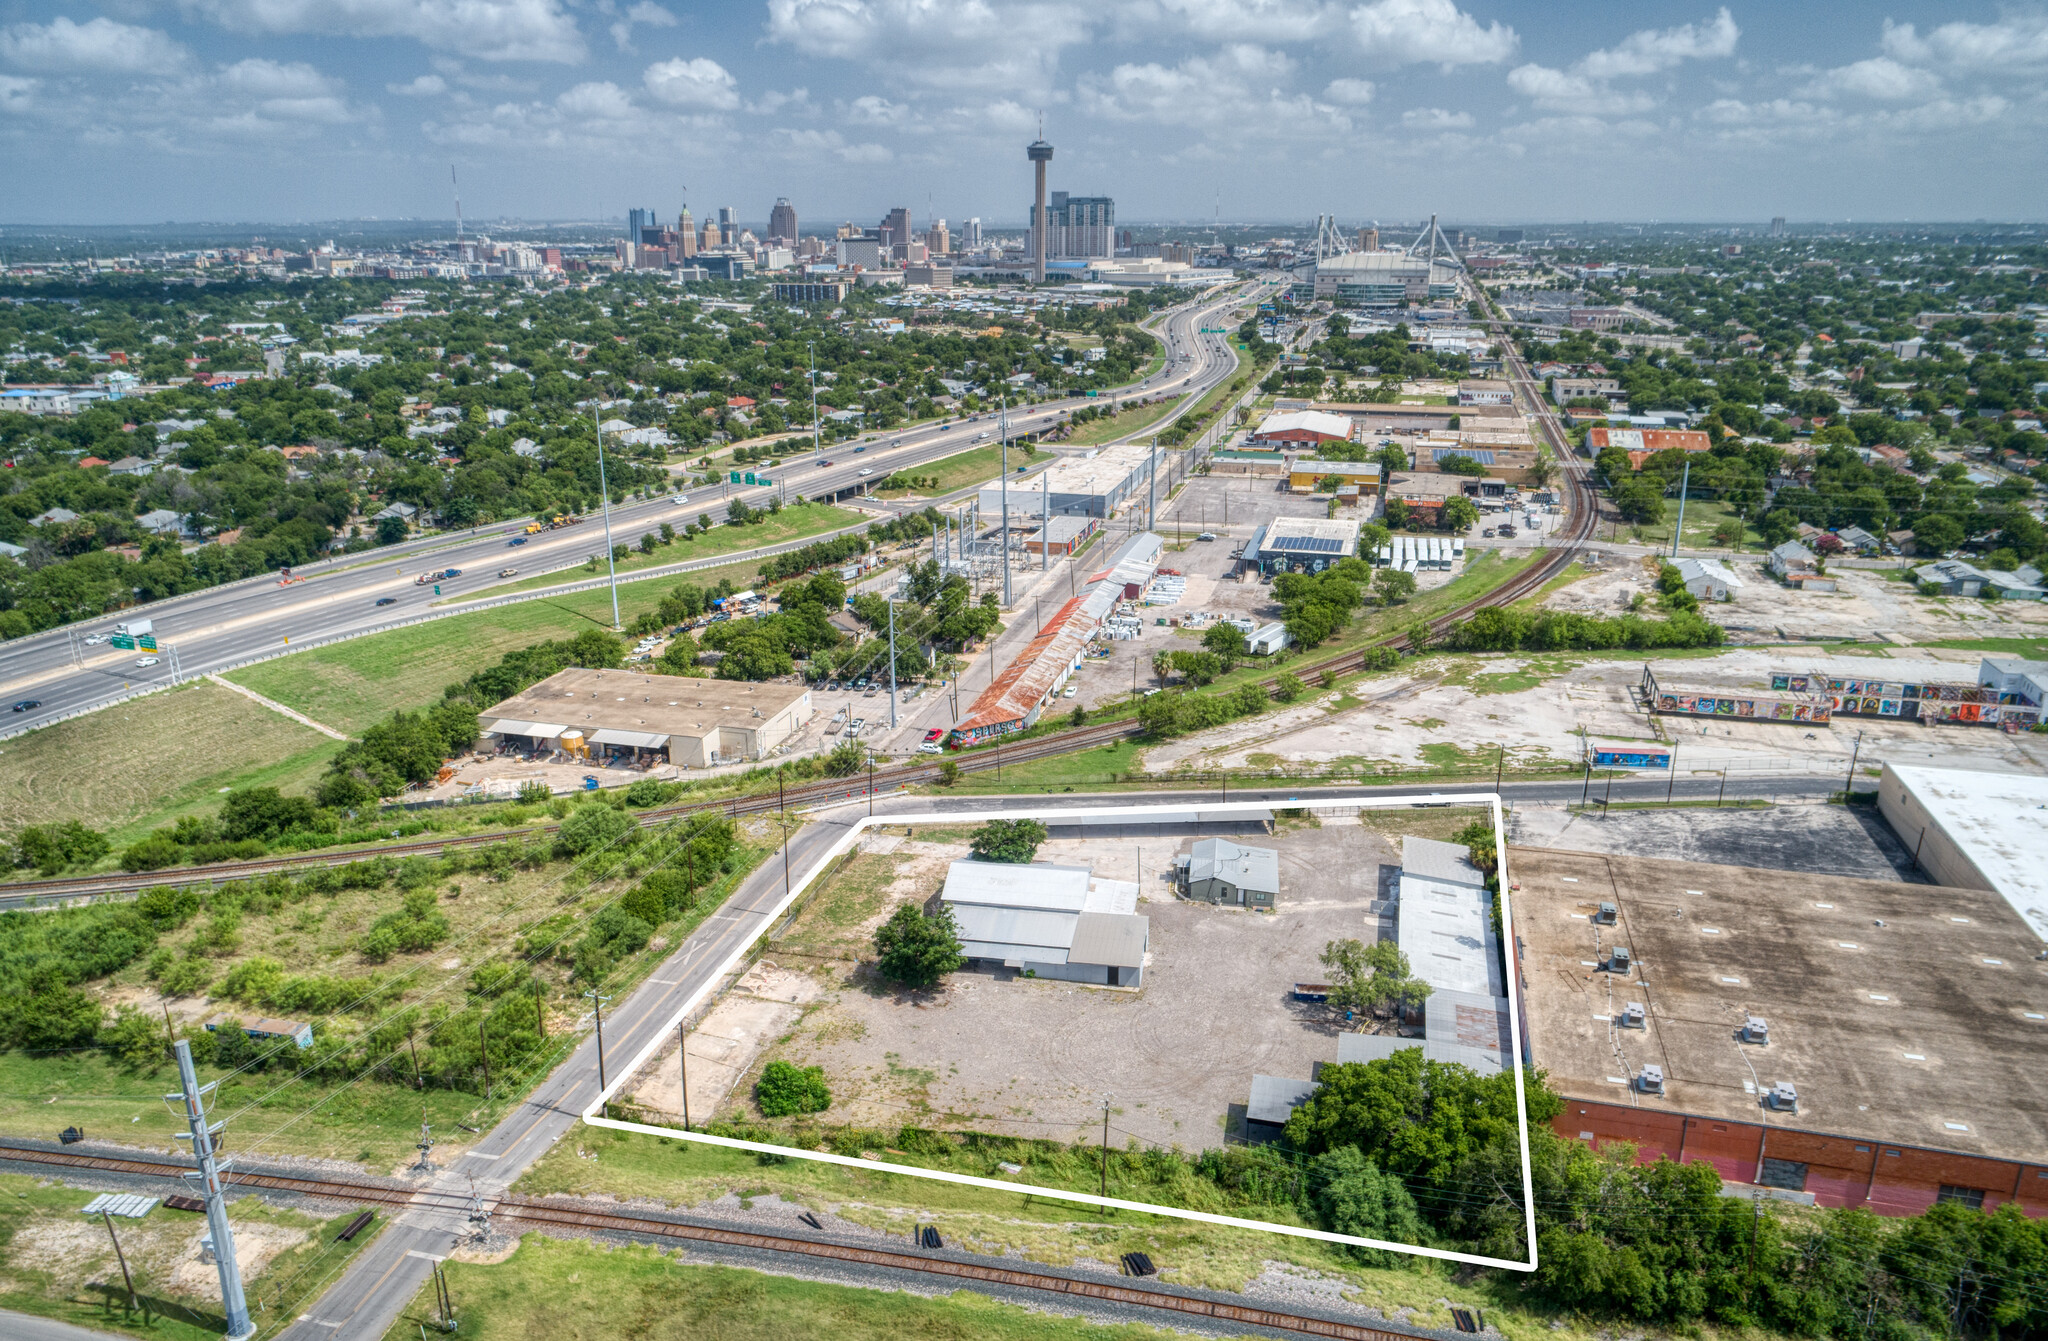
[0,282,1251,737]
[272,773,1842,1340]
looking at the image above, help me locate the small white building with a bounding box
[940,860,1149,988]
[1766,540,1818,578]
[1674,556,1742,601]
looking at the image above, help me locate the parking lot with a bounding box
[717,816,1470,1151]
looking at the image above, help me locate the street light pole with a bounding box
[591,404,622,631]
[999,395,1013,607]
[1843,731,1863,802]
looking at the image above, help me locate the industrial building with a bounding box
[1248,409,1355,449]
[1177,838,1280,907]
[1877,764,2048,940]
[1240,517,1362,574]
[1022,514,1099,556]
[479,668,812,767]
[1587,426,1713,460]
[1456,379,1513,407]
[978,441,1156,520]
[1286,459,1381,494]
[1517,846,2048,1216]
[940,859,1148,987]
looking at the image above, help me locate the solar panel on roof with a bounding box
[1271,535,1342,552]
[1435,448,1495,464]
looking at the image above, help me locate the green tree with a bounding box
[969,818,1048,863]
[556,802,636,856]
[823,736,866,777]
[1201,622,1249,659]
[1441,496,1481,531]
[1373,568,1417,605]
[872,903,967,989]
[1312,1145,1428,1264]
[756,1059,831,1116]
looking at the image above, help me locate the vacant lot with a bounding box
[729,821,1406,1151]
[0,679,338,846]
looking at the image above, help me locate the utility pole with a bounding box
[1666,743,1679,804]
[887,598,899,728]
[584,989,613,1103]
[1843,730,1863,802]
[591,405,622,631]
[1671,458,1690,559]
[1099,1098,1111,1197]
[478,1020,492,1100]
[1147,437,1158,532]
[999,396,1013,606]
[808,341,821,465]
[163,1040,254,1341]
[679,1020,691,1130]
[101,1210,138,1316]
[1042,469,1050,572]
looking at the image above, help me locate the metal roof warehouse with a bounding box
[480,668,812,768]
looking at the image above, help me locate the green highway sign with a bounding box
[744,472,758,485]
[111,634,136,650]
[728,471,741,483]
[138,635,157,651]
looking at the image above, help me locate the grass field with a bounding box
[873,443,1051,499]
[1062,399,1181,447]
[377,1234,1211,1341]
[0,679,340,847]
[0,1170,383,1341]
[1620,497,1756,551]
[483,502,866,598]
[1908,635,2048,658]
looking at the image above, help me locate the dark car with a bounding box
[376,596,398,606]
[508,536,527,546]
[852,445,866,453]
[443,568,462,578]
[11,699,40,712]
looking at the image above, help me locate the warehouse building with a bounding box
[1248,409,1355,449]
[1240,516,1362,574]
[1517,846,2048,1216]
[1177,838,1281,907]
[940,859,1149,987]
[480,668,812,767]
[1876,764,2048,940]
[977,441,1154,520]
[1286,459,1381,494]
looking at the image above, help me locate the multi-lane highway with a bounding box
[0,283,1251,737]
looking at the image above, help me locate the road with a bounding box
[280,774,1843,1340]
[0,282,1251,738]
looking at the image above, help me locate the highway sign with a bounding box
[111,634,136,650]
[744,472,758,485]
[138,635,157,651]
[728,471,741,483]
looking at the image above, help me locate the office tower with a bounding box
[925,219,949,255]
[880,206,912,250]
[1027,136,1052,282]
[768,198,797,243]
[718,206,737,235]
[676,208,697,258]
[1769,216,1786,237]
[963,217,982,248]
[701,218,723,250]
[628,207,653,238]
[1357,227,1379,252]
[1034,192,1114,260]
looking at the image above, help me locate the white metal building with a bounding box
[940,860,1150,987]
[1876,764,2048,941]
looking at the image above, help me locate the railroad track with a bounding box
[0,1141,1444,1341]
[4,328,1598,906]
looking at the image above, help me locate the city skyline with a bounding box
[1,1,2046,224]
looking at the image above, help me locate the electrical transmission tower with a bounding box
[163,1040,255,1340]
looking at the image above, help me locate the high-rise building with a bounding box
[963,217,982,248]
[925,219,950,255]
[768,198,798,243]
[701,219,723,251]
[676,208,697,258]
[628,207,654,239]
[1032,191,1114,260]
[1769,216,1786,237]
[1027,136,1052,282]
[879,207,912,250]
[1357,227,1379,252]
[718,206,737,235]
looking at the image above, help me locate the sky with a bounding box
[2,0,2046,229]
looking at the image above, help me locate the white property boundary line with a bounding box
[580,793,1539,1273]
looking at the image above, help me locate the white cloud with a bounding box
[1348,0,1517,68]
[218,57,342,99]
[1882,14,2048,73]
[1121,0,1337,43]
[0,74,37,111]
[609,1,675,50]
[1801,56,1942,102]
[1323,77,1375,105]
[765,0,1092,93]
[1576,7,1738,80]
[0,16,191,74]
[770,125,893,162]
[1507,63,1656,116]
[643,57,739,110]
[1081,46,1297,123]
[389,74,449,96]
[556,80,638,120]
[846,94,909,124]
[1401,105,1471,128]
[175,0,585,63]
[747,87,810,115]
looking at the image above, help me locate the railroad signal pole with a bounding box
[163,1039,254,1341]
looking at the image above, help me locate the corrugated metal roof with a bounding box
[942,860,1092,913]
[1186,838,1281,894]
[1336,1033,1419,1066]
[1067,911,1148,969]
[1247,1074,1319,1126]
[952,905,1077,959]
[588,728,671,748]
[1084,878,1139,915]
[1397,872,1502,998]
[483,719,566,738]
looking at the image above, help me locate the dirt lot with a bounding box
[1544,552,2048,646]
[705,821,1418,1151]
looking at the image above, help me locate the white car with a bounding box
[85,634,106,645]
[673,494,690,505]
[858,467,874,477]
[135,656,160,668]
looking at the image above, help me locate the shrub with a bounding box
[12,821,110,875]
[872,903,966,989]
[756,1059,831,1117]
[360,890,452,961]
[619,883,668,926]
[557,802,637,856]
[968,818,1047,864]
[219,956,287,1005]
[136,886,202,930]
[1273,671,1305,702]
[158,958,214,997]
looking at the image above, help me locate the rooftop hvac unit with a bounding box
[1765,1081,1798,1113]
[1743,1016,1769,1045]
[1608,945,1632,972]
[1594,901,1618,925]
[1621,1002,1645,1029]
[1636,1064,1665,1095]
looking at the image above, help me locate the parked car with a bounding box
[923,728,945,744]
[1196,532,1217,541]
[11,699,40,712]
[847,717,866,738]
[375,596,398,606]
[1481,527,1495,538]
[1497,525,1516,538]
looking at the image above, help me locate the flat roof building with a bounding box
[1243,516,1361,574]
[941,858,1149,987]
[1516,845,2048,1214]
[480,668,812,768]
[1249,409,1355,448]
[979,441,1154,520]
[1877,764,2048,941]
[1286,460,1381,494]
